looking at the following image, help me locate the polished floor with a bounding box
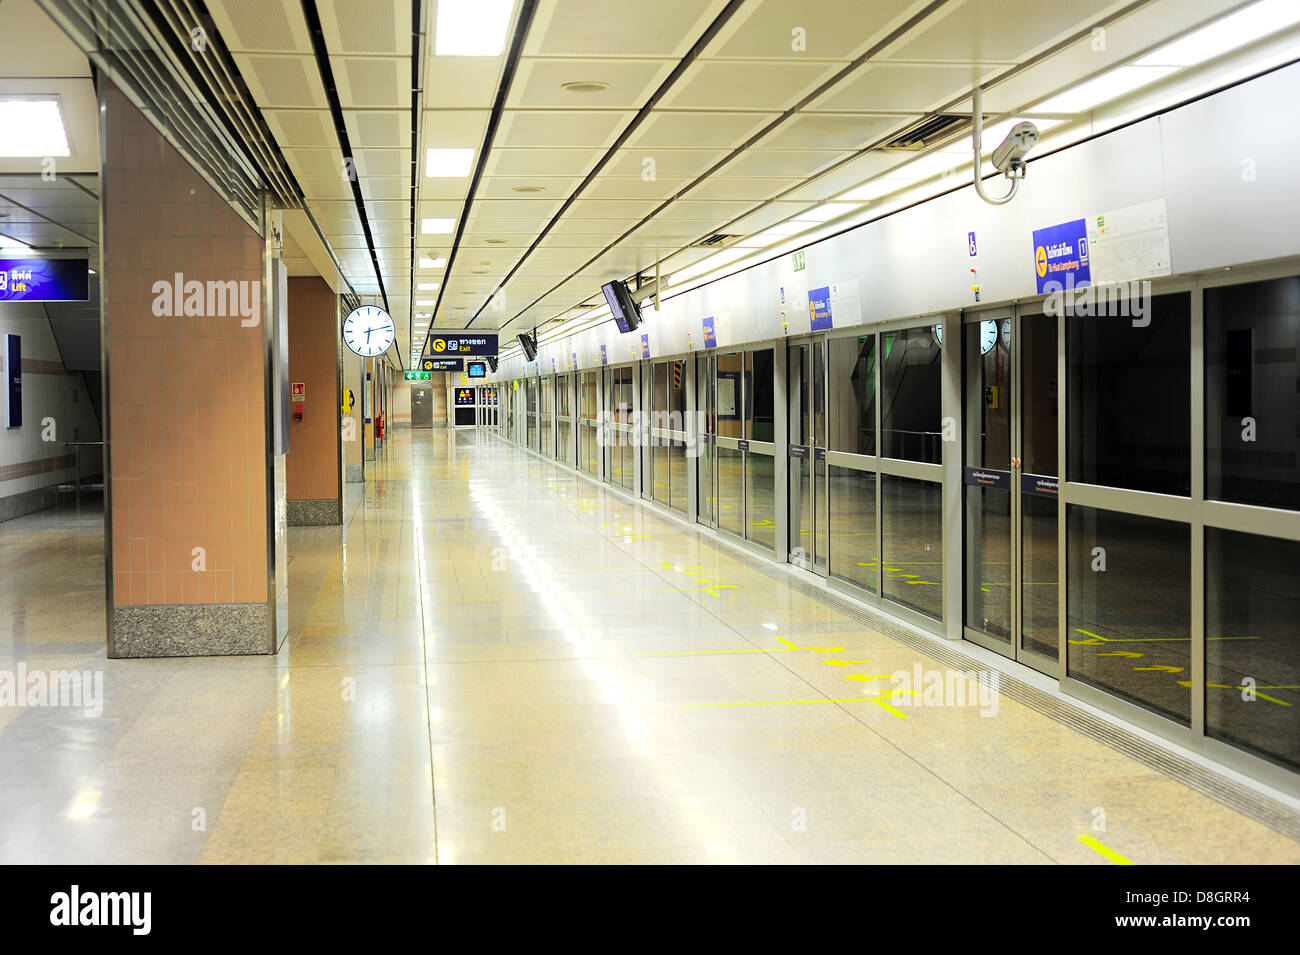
[0,428,1297,864]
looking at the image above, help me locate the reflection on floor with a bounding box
[0,430,1296,864]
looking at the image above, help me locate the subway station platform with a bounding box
[1,428,1295,865]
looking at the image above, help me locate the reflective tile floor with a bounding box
[1,428,1298,864]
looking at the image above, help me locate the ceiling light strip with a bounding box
[405,0,425,371]
[462,0,748,331]
[300,0,389,316]
[414,0,539,360]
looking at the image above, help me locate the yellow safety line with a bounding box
[1078,835,1134,865]
[683,696,903,709]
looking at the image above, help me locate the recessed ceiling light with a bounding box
[561,81,610,93]
[426,147,474,177]
[471,269,489,274]
[512,185,545,193]
[0,99,71,157]
[435,0,512,56]
[485,238,507,244]
[422,218,455,234]
[417,282,439,290]
[419,256,447,268]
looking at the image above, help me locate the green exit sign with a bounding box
[404,371,432,381]
[792,250,806,272]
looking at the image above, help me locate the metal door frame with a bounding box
[961,305,1058,676]
[786,334,829,576]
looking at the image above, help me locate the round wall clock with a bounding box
[343,305,395,357]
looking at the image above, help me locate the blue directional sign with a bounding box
[808,286,833,331]
[1032,219,1091,293]
[0,258,89,303]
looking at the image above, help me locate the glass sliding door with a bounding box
[962,309,1060,673]
[826,332,877,593]
[788,338,827,574]
[697,354,716,528]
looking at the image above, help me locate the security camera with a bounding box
[991,121,1040,177]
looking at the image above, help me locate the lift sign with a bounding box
[1032,219,1090,294]
[0,258,90,303]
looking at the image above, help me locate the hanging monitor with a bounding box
[601,279,643,334]
[467,361,486,378]
[517,331,538,361]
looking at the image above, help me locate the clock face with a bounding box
[979,320,998,355]
[1000,318,1012,349]
[342,306,395,357]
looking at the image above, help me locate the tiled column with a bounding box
[102,81,284,656]
[286,277,342,525]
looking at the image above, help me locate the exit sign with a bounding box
[792,250,806,272]
[404,371,432,381]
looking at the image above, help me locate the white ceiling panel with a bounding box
[579,176,690,202]
[299,176,358,200]
[264,109,336,147]
[810,61,1001,112]
[756,112,914,150]
[471,197,567,219]
[421,110,491,148]
[718,148,843,179]
[206,0,313,54]
[423,56,504,109]
[362,178,414,201]
[528,0,723,57]
[345,110,412,148]
[508,58,674,109]
[477,176,583,199]
[487,148,604,177]
[626,110,778,149]
[496,110,634,148]
[706,0,919,61]
[318,0,410,55]
[336,57,410,109]
[685,177,803,202]
[879,0,1121,64]
[660,59,843,111]
[237,54,328,108]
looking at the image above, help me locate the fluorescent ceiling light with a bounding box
[1136,0,1300,67]
[419,256,447,268]
[0,99,71,157]
[416,299,435,306]
[1032,65,1179,114]
[0,233,32,250]
[426,148,474,177]
[791,202,857,223]
[837,178,916,202]
[436,0,513,56]
[417,282,440,290]
[422,218,455,234]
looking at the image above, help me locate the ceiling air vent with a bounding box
[692,233,741,248]
[880,114,970,151]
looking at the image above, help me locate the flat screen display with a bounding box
[467,361,486,378]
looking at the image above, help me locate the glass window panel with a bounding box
[882,475,942,619]
[718,446,743,536]
[1068,292,1190,495]
[745,452,775,550]
[1067,506,1190,724]
[828,465,877,593]
[1021,313,1058,477]
[746,349,774,442]
[718,352,743,439]
[1020,493,1059,661]
[881,326,942,463]
[1205,527,1300,771]
[669,441,688,513]
[557,374,571,416]
[557,419,572,464]
[829,335,876,455]
[1205,276,1300,510]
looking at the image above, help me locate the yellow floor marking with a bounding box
[637,647,800,656]
[1134,664,1185,673]
[1078,835,1134,865]
[819,659,874,666]
[1071,628,1258,644]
